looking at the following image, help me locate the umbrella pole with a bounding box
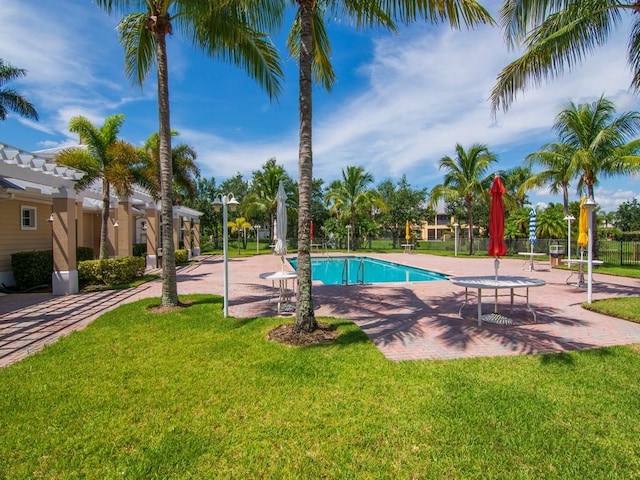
[494,257,500,313]
[530,241,534,271]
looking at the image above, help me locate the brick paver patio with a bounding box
[2,252,640,367]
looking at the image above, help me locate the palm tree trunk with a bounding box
[562,185,570,216]
[156,29,178,307]
[100,180,110,260]
[294,0,317,333]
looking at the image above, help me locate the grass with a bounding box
[2,294,640,478]
[585,297,640,323]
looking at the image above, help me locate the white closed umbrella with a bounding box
[274,180,287,271]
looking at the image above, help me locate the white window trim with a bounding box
[21,205,37,231]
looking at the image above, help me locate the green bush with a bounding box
[78,257,146,287]
[612,231,640,241]
[77,246,95,262]
[11,250,53,289]
[133,243,147,257]
[176,249,188,264]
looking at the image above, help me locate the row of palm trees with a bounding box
[431,96,640,254]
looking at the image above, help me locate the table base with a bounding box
[481,312,513,326]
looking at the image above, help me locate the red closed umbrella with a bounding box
[310,220,314,242]
[488,176,507,256]
[488,176,507,279]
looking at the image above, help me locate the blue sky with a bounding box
[2,0,640,212]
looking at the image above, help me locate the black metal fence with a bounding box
[458,238,640,266]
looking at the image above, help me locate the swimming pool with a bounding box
[287,256,448,285]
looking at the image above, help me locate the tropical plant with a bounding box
[491,0,640,114]
[614,198,640,231]
[55,114,146,260]
[501,165,532,209]
[243,158,294,240]
[377,175,429,248]
[552,96,640,200]
[430,143,497,254]
[0,58,38,121]
[536,204,565,238]
[139,131,200,205]
[97,0,282,306]
[229,217,253,252]
[287,0,494,333]
[523,142,575,215]
[96,0,284,307]
[325,166,387,250]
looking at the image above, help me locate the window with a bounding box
[21,206,37,230]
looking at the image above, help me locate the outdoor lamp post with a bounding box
[564,214,575,261]
[212,193,239,317]
[254,225,261,253]
[584,197,597,303]
[453,223,459,257]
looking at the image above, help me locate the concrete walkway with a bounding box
[1,252,640,366]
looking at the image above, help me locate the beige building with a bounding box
[419,200,456,241]
[0,142,202,294]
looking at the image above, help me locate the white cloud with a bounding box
[2,0,638,213]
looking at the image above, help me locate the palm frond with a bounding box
[491,1,622,115]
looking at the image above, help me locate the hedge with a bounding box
[77,257,146,287]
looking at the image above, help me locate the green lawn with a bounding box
[1,294,640,478]
[585,297,640,322]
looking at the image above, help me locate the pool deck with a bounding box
[2,252,640,366]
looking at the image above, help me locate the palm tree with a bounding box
[95,0,284,307]
[429,143,497,255]
[536,204,565,239]
[54,114,145,260]
[491,0,640,114]
[553,96,640,200]
[139,132,201,205]
[523,142,575,216]
[229,217,253,253]
[243,158,290,240]
[0,58,39,121]
[325,166,386,250]
[288,0,494,333]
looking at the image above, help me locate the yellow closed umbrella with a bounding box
[577,196,588,250]
[405,220,410,241]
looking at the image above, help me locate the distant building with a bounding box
[420,199,455,241]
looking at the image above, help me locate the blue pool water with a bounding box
[287,256,448,285]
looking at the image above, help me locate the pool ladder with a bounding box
[342,258,365,285]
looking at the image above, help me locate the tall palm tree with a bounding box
[429,143,497,255]
[96,0,284,307]
[288,0,494,333]
[523,142,575,215]
[553,96,640,200]
[325,165,386,249]
[140,131,201,205]
[0,58,39,121]
[54,114,145,260]
[491,0,640,114]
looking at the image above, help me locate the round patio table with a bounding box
[450,275,546,326]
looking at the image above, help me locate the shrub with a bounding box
[78,257,146,287]
[11,250,53,289]
[175,249,188,265]
[77,247,95,262]
[133,243,147,257]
